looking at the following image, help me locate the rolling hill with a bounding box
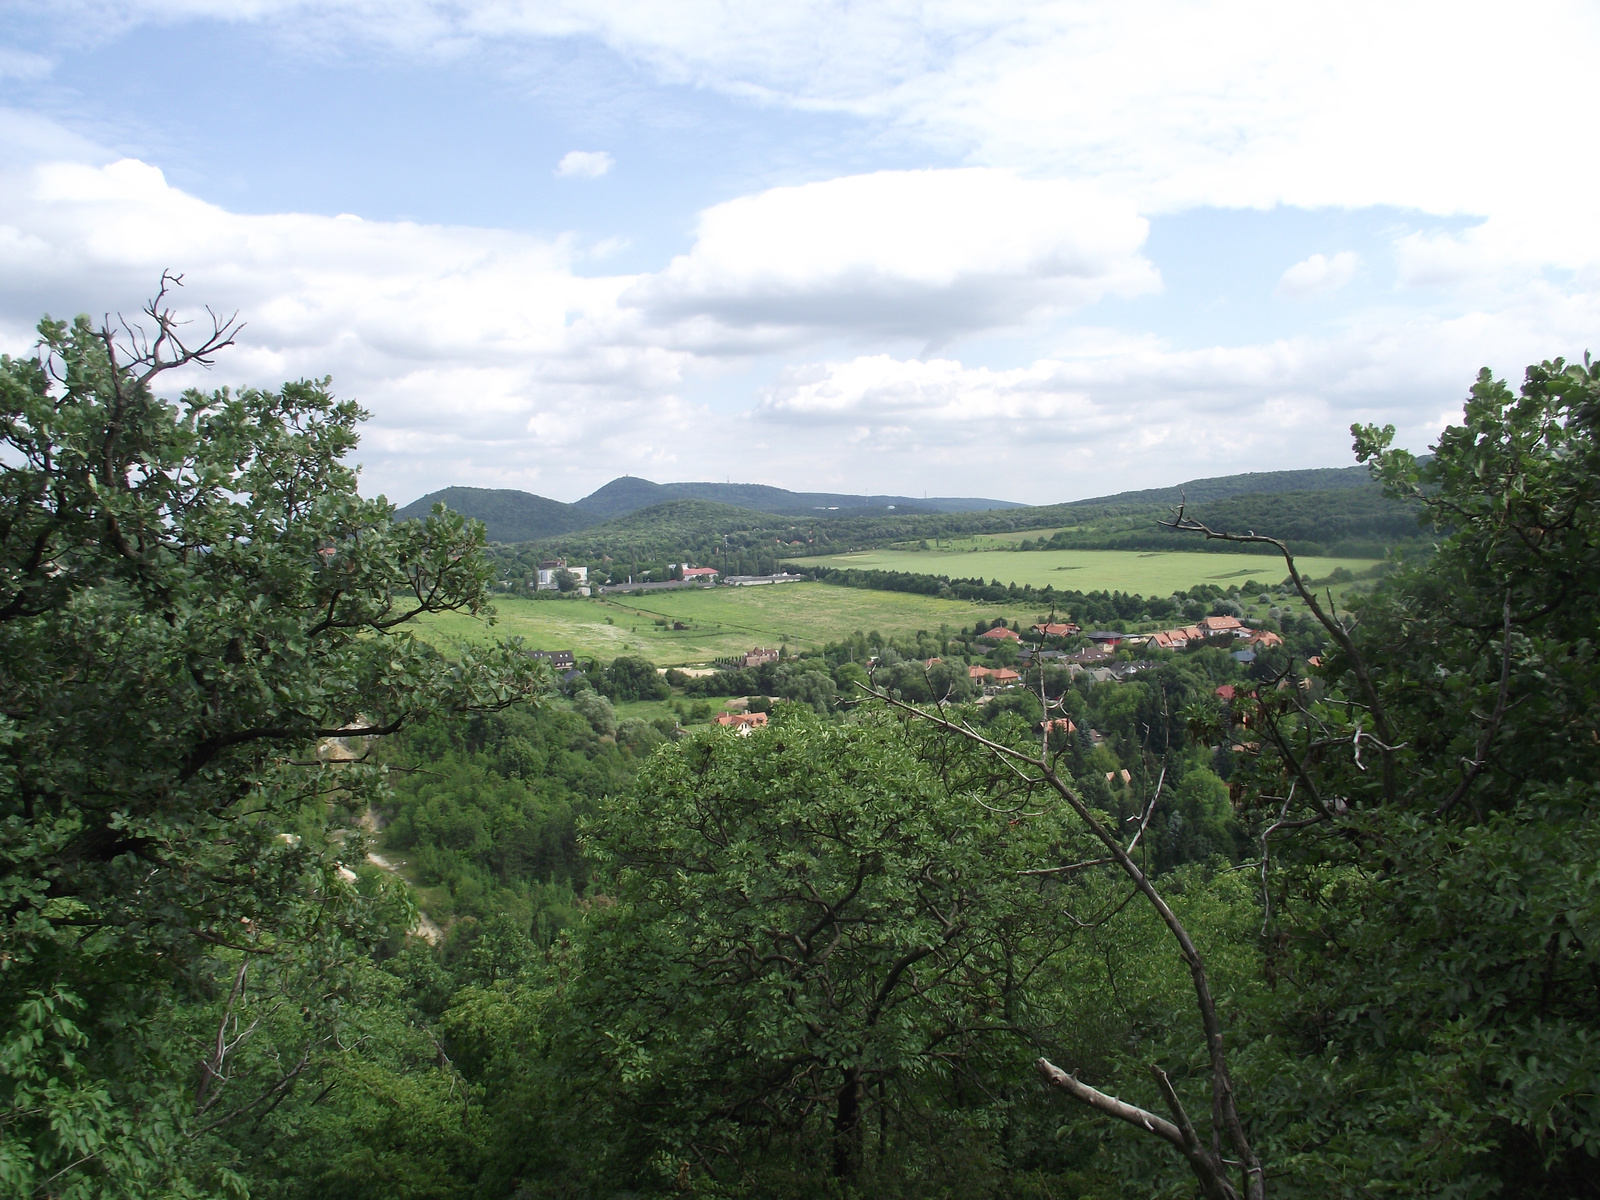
[394,487,601,542]
[572,476,1024,519]
[1063,465,1374,510]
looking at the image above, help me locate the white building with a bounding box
[535,558,589,591]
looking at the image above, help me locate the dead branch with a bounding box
[865,684,1265,1198]
[1150,1065,1242,1200]
[1161,497,1395,805]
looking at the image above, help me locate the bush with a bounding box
[598,655,670,701]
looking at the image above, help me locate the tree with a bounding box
[1166,355,1600,1195]
[539,709,1078,1196]
[864,685,1266,1198]
[0,285,541,1195]
[596,654,670,702]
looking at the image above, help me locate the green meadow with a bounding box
[802,546,1379,594]
[417,583,1010,665]
[418,544,1377,665]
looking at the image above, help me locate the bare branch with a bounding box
[862,683,1265,1197]
[1161,495,1396,805]
[1150,1065,1243,1200]
[1036,1057,1181,1146]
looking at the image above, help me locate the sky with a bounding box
[2,1,1597,507]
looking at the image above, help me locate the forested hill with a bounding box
[1065,464,1373,510]
[573,475,1023,519]
[399,466,1388,549]
[394,486,601,541]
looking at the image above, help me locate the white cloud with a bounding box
[555,150,614,178]
[4,140,1597,507]
[0,48,53,81]
[0,149,710,504]
[1276,252,1359,300]
[746,290,1600,501]
[37,2,1599,224]
[623,168,1157,345]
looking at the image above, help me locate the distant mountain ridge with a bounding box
[1065,465,1373,511]
[395,466,1382,547]
[572,476,1024,520]
[393,487,601,542]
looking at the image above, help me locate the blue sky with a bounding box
[2,1,1597,506]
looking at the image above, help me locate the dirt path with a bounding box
[365,846,445,946]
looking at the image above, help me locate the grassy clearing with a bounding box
[801,547,1380,595]
[417,584,1009,665]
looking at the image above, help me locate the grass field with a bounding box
[802,547,1379,595]
[418,547,1381,665]
[418,584,1012,665]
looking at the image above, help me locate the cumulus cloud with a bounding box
[4,138,1596,506]
[555,150,614,178]
[1276,251,1359,299]
[32,2,1600,226]
[748,294,1600,499]
[623,169,1157,345]
[0,149,710,503]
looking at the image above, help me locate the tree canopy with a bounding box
[0,290,539,1195]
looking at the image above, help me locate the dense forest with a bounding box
[5,299,1598,1199]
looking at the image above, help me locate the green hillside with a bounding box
[394,485,601,542]
[573,474,1021,519]
[1066,464,1374,508]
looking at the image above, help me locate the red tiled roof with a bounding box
[1215,684,1237,701]
[682,566,719,577]
[978,626,1021,641]
[1032,622,1078,636]
[1199,615,1244,632]
[714,711,768,728]
[1042,717,1077,734]
[992,668,1020,682]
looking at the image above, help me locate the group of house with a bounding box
[1136,615,1285,655]
[983,613,1284,656]
[596,569,806,596]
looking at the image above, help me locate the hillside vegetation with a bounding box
[395,485,602,541]
[571,474,1019,519]
[483,482,1422,590]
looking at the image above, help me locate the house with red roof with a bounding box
[1031,622,1079,637]
[978,625,1021,642]
[714,711,768,735]
[1197,615,1246,637]
[681,566,719,581]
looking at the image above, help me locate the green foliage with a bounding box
[595,655,671,702]
[529,709,1089,1195]
[379,705,637,932]
[1228,355,1600,1195]
[0,303,539,1195]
